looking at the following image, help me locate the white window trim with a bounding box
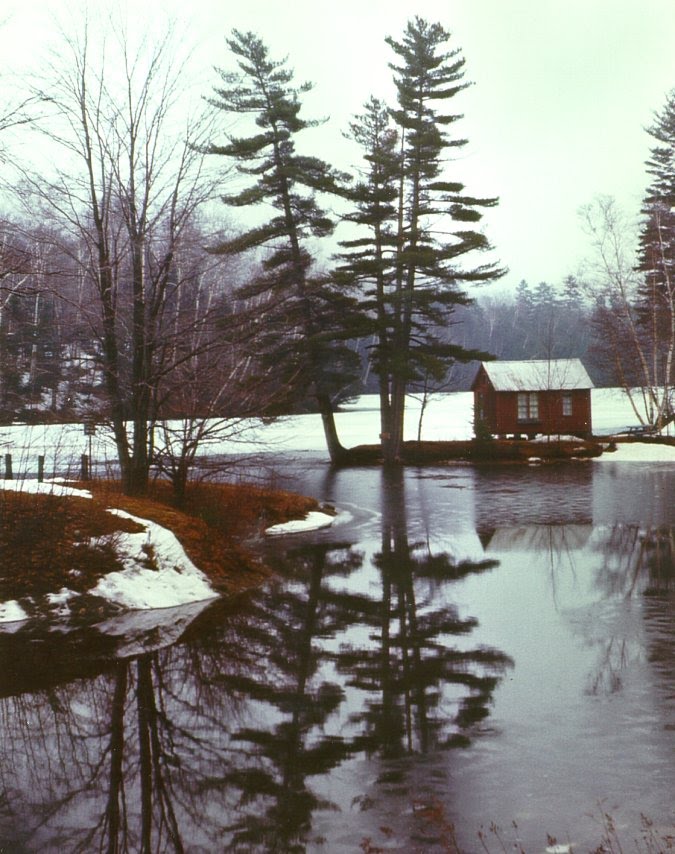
[517,392,539,421]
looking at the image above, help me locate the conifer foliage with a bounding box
[339,18,503,463]
[206,30,359,463]
[208,20,503,463]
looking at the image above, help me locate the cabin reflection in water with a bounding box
[477,524,593,554]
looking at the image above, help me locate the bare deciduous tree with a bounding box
[150,283,293,504]
[581,195,675,428]
[17,15,217,494]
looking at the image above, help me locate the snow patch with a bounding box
[0,600,29,624]
[530,434,581,443]
[265,510,335,536]
[594,442,675,462]
[46,588,77,619]
[0,478,91,499]
[0,493,219,623]
[89,509,218,610]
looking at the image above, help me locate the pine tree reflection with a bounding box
[217,540,364,851]
[334,468,511,759]
[0,474,513,851]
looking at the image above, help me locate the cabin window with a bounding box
[517,392,539,420]
[562,392,573,416]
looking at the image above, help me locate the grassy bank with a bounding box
[92,480,321,592]
[0,480,321,606]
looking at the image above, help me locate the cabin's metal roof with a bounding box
[480,359,594,391]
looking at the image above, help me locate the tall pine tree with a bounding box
[341,18,503,463]
[206,30,359,462]
[338,97,401,453]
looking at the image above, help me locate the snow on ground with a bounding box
[594,442,675,462]
[0,600,30,624]
[589,387,669,436]
[87,508,218,611]
[178,387,673,453]
[1,386,674,624]
[0,421,119,477]
[0,493,218,625]
[240,392,476,452]
[1,387,671,463]
[0,478,92,499]
[265,511,336,536]
[0,393,476,463]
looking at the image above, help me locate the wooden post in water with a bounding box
[4,454,12,480]
[80,454,89,481]
[38,455,45,483]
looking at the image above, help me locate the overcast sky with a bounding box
[3,0,675,294]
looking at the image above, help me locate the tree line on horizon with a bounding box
[0,13,673,496]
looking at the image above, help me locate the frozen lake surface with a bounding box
[3,387,675,475]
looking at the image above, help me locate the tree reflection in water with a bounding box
[334,468,512,761]
[213,541,364,851]
[479,518,675,701]
[589,522,675,698]
[0,471,512,852]
[595,523,675,598]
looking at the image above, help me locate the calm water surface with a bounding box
[0,458,674,852]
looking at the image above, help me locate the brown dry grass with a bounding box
[0,490,144,602]
[0,480,320,603]
[81,480,320,593]
[344,438,605,464]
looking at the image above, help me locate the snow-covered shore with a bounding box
[0,479,218,626]
[596,441,675,461]
[0,477,337,627]
[0,387,672,462]
[1,387,674,626]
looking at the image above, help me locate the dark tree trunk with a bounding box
[317,392,347,465]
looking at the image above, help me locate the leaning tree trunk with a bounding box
[316,391,348,465]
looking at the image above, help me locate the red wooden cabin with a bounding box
[472,359,594,439]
